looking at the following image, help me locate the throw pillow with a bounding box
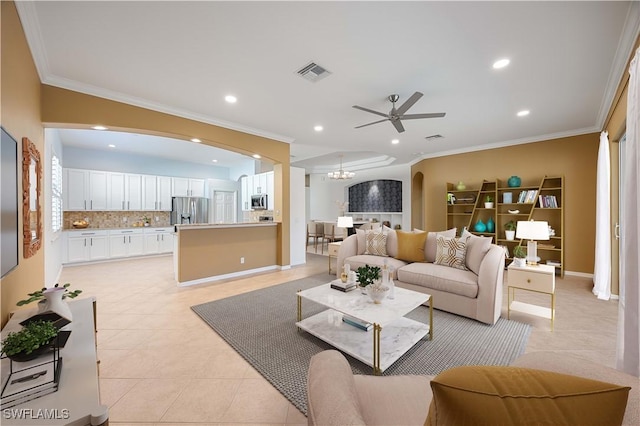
[425,366,631,426]
[385,229,398,258]
[461,229,492,275]
[395,230,428,262]
[434,235,468,270]
[355,229,366,255]
[364,229,387,256]
[425,228,457,262]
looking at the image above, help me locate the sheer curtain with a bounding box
[593,131,611,300]
[617,47,639,377]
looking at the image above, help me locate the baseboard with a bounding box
[177,265,280,287]
[564,270,594,279]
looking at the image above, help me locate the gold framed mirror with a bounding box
[22,137,42,258]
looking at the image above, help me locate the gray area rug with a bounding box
[191,273,531,416]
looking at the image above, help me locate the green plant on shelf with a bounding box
[504,221,517,231]
[16,282,82,306]
[512,245,527,259]
[0,320,58,358]
[485,195,494,203]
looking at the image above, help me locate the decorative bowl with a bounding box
[72,220,89,229]
[366,285,390,304]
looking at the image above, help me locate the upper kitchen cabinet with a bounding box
[265,171,274,210]
[143,175,172,211]
[64,168,108,211]
[241,172,274,211]
[108,172,143,210]
[172,177,205,197]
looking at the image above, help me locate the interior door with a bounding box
[214,191,236,224]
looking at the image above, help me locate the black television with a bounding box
[1,126,19,278]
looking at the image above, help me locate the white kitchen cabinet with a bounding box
[172,177,205,197]
[241,176,251,211]
[255,173,267,194]
[143,227,173,254]
[266,171,275,210]
[64,169,108,211]
[65,230,109,263]
[109,229,145,258]
[107,173,142,210]
[144,175,173,211]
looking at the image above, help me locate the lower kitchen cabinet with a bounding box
[109,229,145,258]
[66,230,109,263]
[143,227,173,254]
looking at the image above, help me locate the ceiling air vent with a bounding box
[425,134,444,141]
[296,61,332,83]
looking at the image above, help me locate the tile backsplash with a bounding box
[64,211,171,230]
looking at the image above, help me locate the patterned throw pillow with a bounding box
[434,235,468,270]
[365,229,388,256]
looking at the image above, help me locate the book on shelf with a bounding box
[342,314,372,331]
[538,195,558,208]
[546,260,561,267]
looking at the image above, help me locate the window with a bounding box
[52,154,62,233]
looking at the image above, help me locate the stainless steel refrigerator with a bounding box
[170,197,209,225]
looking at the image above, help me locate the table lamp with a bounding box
[516,220,549,265]
[337,216,354,236]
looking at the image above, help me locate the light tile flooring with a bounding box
[57,247,619,425]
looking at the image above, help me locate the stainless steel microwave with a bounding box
[251,194,268,210]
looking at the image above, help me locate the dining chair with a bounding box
[307,222,321,252]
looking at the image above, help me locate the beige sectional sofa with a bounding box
[307,350,638,426]
[337,228,505,325]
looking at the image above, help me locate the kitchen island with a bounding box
[173,222,279,286]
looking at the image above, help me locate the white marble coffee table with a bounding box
[296,284,432,374]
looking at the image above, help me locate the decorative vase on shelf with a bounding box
[474,220,487,232]
[486,217,495,233]
[507,176,521,187]
[40,287,73,323]
[456,181,466,191]
[505,230,516,240]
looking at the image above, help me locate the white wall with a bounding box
[63,146,231,180]
[290,167,306,266]
[308,164,411,230]
[44,128,63,287]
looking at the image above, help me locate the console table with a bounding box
[0,297,109,425]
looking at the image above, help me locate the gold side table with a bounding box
[328,241,341,274]
[507,263,556,330]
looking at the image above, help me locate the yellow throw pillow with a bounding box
[396,230,428,262]
[426,366,631,426]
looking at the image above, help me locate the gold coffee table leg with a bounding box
[429,295,434,341]
[297,290,302,331]
[373,323,381,375]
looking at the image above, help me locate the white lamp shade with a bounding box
[516,221,550,240]
[337,216,354,228]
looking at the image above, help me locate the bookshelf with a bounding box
[496,176,564,276]
[446,180,497,242]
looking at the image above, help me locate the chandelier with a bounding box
[327,155,355,180]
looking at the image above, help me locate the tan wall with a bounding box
[177,225,278,282]
[411,133,599,274]
[0,1,45,326]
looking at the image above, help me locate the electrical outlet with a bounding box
[240,257,245,264]
[155,216,159,222]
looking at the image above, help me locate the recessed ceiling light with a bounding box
[92,125,107,130]
[225,95,237,103]
[108,144,115,148]
[391,139,400,145]
[190,138,201,143]
[252,154,261,159]
[493,58,510,69]
[517,110,530,117]
[314,125,323,132]
[212,159,218,163]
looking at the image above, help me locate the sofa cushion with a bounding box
[461,229,492,275]
[425,228,457,262]
[355,229,366,255]
[426,365,631,426]
[345,255,407,280]
[364,228,388,256]
[396,230,428,262]
[385,229,398,258]
[434,235,468,270]
[398,262,479,298]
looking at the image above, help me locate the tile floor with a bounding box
[56,247,619,425]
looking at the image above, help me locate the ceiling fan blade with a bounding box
[395,91,423,115]
[352,105,389,118]
[392,119,405,133]
[400,112,446,120]
[354,118,389,129]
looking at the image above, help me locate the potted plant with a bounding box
[484,195,494,208]
[17,283,82,307]
[1,320,58,362]
[512,245,527,267]
[356,265,381,294]
[504,221,517,240]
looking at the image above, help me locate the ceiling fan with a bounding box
[352,92,446,133]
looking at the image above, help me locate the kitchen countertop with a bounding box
[175,222,277,231]
[63,225,172,231]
